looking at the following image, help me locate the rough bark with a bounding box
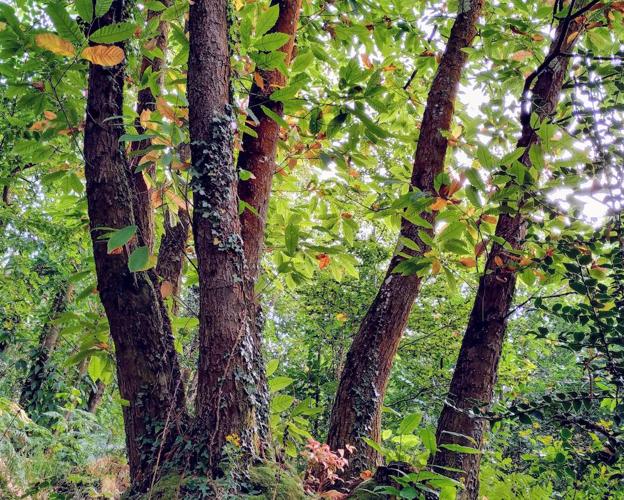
[188,0,268,468]
[20,283,73,413]
[128,1,171,251]
[83,1,185,490]
[432,12,587,498]
[327,0,485,476]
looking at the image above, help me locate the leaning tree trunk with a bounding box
[20,283,73,413]
[188,0,267,469]
[83,1,186,491]
[327,0,484,476]
[432,10,587,498]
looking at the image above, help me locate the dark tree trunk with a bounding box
[188,0,268,469]
[82,1,186,491]
[20,283,73,412]
[432,13,586,498]
[327,0,484,476]
[87,380,106,413]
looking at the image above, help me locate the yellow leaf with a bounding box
[139,149,160,166]
[140,109,156,130]
[336,313,348,322]
[35,33,75,57]
[81,45,125,67]
[0,22,6,32]
[431,259,441,275]
[459,257,476,268]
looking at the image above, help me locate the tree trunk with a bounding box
[128,1,171,251]
[432,11,587,498]
[188,0,268,469]
[237,0,303,460]
[83,1,186,490]
[20,283,73,413]
[87,380,106,413]
[327,0,484,476]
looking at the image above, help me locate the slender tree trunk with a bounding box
[83,1,185,490]
[188,0,268,469]
[237,0,303,458]
[129,1,171,251]
[432,11,587,498]
[20,283,73,413]
[327,0,485,476]
[87,380,106,413]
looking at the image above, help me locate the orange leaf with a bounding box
[44,110,57,120]
[316,253,331,269]
[81,45,125,66]
[164,188,187,211]
[494,255,504,267]
[459,257,476,268]
[35,33,75,57]
[140,109,156,131]
[160,280,174,298]
[253,71,264,90]
[430,197,448,211]
[360,470,373,480]
[360,53,373,69]
[481,214,497,224]
[511,50,533,62]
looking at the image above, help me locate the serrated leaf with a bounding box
[46,3,84,44]
[75,0,93,22]
[95,0,113,18]
[89,22,136,43]
[35,33,75,57]
[82,45,125,66]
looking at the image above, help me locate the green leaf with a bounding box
[291,50,314,73]
[269,376,294,393]
[439,443,480,454]
[284,223,299,256]
[271,394,294,413]
[88,354,103,382]
[128,246,156,272]
[254,32,290,52]
[106,225,137,253]
[46,3,84,44]
[95,0,113,18]
[75,0,93,22]
[260,104,288,128]
[419,427,437,453]
[398,412,422,435]
[362,437,384,455]
[89,22,136,43]
[266,359,279,377]
[256,4,279,36]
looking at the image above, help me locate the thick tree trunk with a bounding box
[83,1,185,490]
[188,0,267,469]
[432,12,587,498]
[327,0,484,476]
[20,283,73,413]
